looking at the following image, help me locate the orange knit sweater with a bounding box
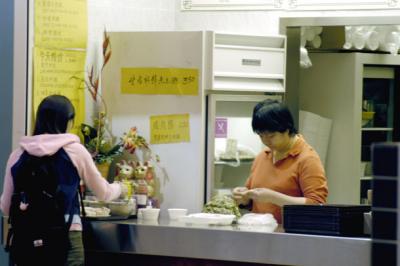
[246,135,328,224]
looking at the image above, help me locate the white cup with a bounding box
[137,208,143,219]
[141,208,160,221]
[365,31,379,51]
[168,208,188,220]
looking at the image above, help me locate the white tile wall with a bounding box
[87,1,400,53]
[175,10,282,35]
[174,0,400,35]
[87,0,175,47]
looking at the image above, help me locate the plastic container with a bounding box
[141,208,160,221]
[168,208,188,220]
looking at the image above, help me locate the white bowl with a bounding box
[141,208,160,221]
[168,208,188,220]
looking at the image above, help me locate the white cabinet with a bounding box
[208,32,286,92]
[299,52,400,204]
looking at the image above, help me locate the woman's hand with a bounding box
[114,181,129,199]
[246,188,274,203]
[232,187,250,206]
[246,188,307,206]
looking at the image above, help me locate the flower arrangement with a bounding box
[79,29,120,165]
[79,30,160,174]
[121,127,148,153]
[121,127,160,163]
[76,30,162,205]
[81,124,157,164]
[81,114,121,164]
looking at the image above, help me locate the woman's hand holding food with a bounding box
[232,187,250,206]
[245,188,307,206]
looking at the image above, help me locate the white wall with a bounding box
[175,9,282,35]
[174,2,400,35]
[88,0,175,40]
[85,0,176,122]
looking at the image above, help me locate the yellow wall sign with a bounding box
[35,0,87,49]
[121,68,198,95]
[33,47,86,135]
[150,114,190,144]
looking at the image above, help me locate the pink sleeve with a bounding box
[64,143,121,201]
[1,149,23,216]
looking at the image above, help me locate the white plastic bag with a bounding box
[237,213,278,232]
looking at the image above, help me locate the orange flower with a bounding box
[121,127,148,153]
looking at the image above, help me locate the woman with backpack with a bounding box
[0,95,126,266]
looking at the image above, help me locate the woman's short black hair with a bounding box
[251,99,297,136]
[33,95,75,135]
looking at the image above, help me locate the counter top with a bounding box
[84,218,371,266]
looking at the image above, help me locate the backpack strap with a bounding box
[4,227,13,252]
[65,188,77,230]
[78,186,86,218]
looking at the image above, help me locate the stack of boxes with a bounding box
[372,143,399,266]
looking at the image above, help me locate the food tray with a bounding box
[83,214,136,221]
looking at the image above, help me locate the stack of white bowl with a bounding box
[343,25,400,55]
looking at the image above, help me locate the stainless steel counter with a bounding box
[84,218,371,266]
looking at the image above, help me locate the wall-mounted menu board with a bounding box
[33,47,86,134]
[34,0,87,49]
[32,0,87,135]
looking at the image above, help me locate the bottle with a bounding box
[135,179,148,209]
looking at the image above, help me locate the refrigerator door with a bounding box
[206,94,282,201]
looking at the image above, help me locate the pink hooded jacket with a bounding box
[0,133,121,216]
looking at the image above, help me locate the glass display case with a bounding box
[205,93,282,201]
[360,66,400,203]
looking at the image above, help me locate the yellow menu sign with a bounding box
[121,68,198,95]
[150,114,190,144]
[35,0,87,48]
[33,47,86,134]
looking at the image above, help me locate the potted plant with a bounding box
[81,113,122,178]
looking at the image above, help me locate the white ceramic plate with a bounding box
[180,213,235,225]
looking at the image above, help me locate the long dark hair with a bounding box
[33,95,75,135]
[252,99,297,136]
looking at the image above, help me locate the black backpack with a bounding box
[5,150,78,266]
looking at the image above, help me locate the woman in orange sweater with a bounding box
[233,99,328,224]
